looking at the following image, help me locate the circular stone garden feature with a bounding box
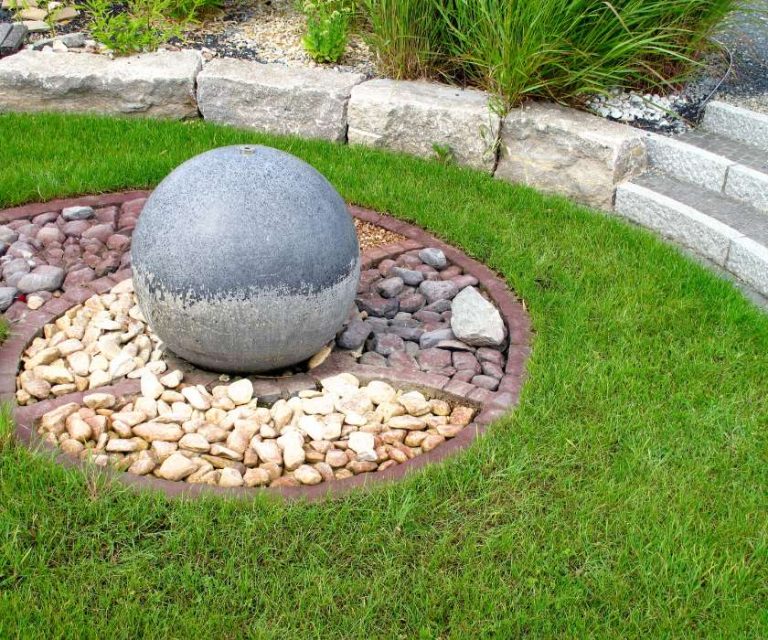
[131,145,361,373]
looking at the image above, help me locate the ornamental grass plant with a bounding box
[361,0,739,106]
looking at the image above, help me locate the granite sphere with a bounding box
[131,145,360,373]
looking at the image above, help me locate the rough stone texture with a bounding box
[644,133,730,193]
[496,102,646,210]
[724,164,768,214]
[726,236,768,297]
[0,23,27,58]
[614,182,741,267]
[17,265,64,293]
[0,50,202,119]
[348,79,500,172]
[197,59,364,142]
[450,286,505,347]
[132,145,360,372]
[0,285,16,310]
[702,101,768,152]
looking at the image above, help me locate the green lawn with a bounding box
[0,113,766,638]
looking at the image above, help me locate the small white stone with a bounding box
[106,438,142,453]
[226,378,253,405]
[140,371,164,400]
[82,392,115,409]
[398,391,430,416]
[294,464,322,485]
[243,467,271,487]
[282,444,305,471]
[157,453,196,481]
[179,432,210,453]
[301,393,335,415]
[348,431,375,456]
[363,380,396,405]
[320,373,359,397]
[298,415,326,441]
[218,467,244,487]
[181,386,211,410]
[159,369,183,388]
[133,422,183,442]
[253,439,282,465]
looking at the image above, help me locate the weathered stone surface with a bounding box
[348,79,501,172]
[0,285,16,310]
[62,206,94,221]
[645,133,729,193]
[132,145,361,372]
[497,102,646,209]
[0,50,202,119]
[197,58,364,142]
[419,248,447,270]
[0,23,27,57]
[614,181,740,267]
[450,286,505,347]
[157,453,197,481]
[702,100,768,152]
[419,280,459,304]
[17,265,64,293]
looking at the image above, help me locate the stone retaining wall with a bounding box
[0,50,648,210]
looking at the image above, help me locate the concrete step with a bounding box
[645,130,768,214]
[615,173,768,298]
[702,100,768,152]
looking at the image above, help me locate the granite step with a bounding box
[644,128,768,213]
[615,173,768,298]
[701,100,768,152]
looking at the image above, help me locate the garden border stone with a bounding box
[0,50,202,119]
[496,102,647,209]
[347,79,501,172]
[0,191,532,502]
[0,49,664,208]
[197,59,365,142]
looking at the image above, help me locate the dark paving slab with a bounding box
[676,129,768,172]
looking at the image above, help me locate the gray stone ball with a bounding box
[131,145,360,373]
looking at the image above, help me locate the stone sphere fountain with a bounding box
[131,145,360,373]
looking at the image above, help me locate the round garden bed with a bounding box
[0,192,530,499]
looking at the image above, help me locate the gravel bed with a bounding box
[711,0,768,114]
[34,371,476,488]
[178,0,376,75]
[354,219,403,250]
[16,243,508,405]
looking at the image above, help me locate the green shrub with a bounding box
[301,0,353,63]
[361,0,738,107]
[80,0,220,55]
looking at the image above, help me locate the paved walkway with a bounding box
[715,0,768,112]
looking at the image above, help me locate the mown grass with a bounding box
[0,113,767,638]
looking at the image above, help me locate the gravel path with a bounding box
[713,1,768,112]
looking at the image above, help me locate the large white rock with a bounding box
[450,286,505,347]
[348,79,501,172]
[197,58,364,142]
[496,102,646,209]
[0,50,202,119]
